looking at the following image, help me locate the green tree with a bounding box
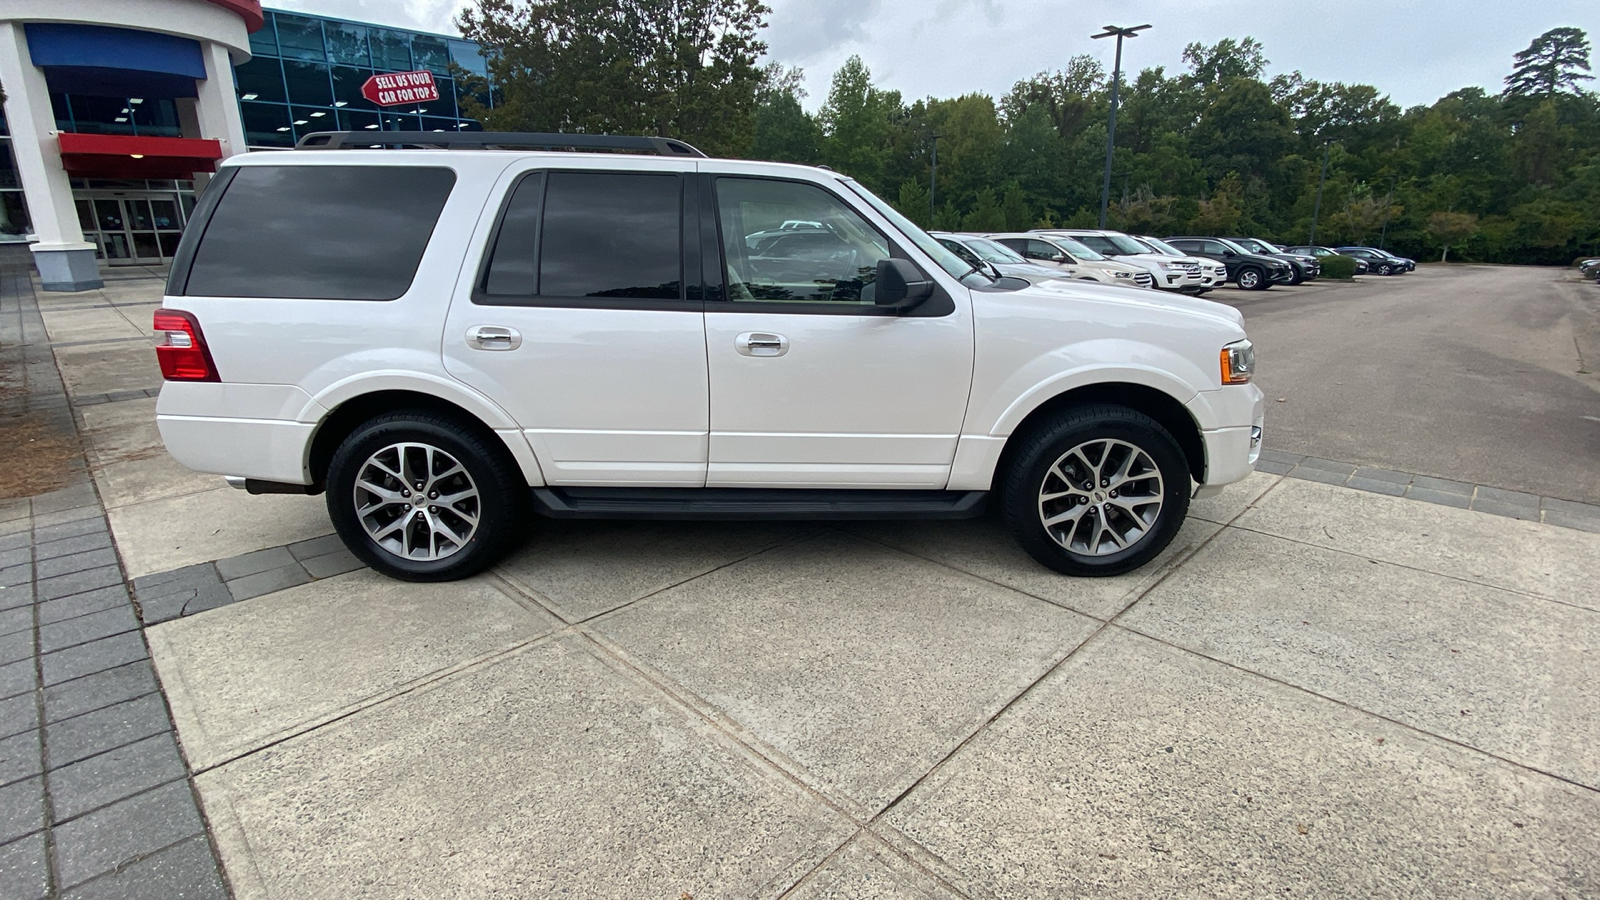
[458,0,770,156]
[895,179,931,228]
[962,188,1006,232]
[819,55,900,191]
[751,62,820,163]
[1000,184,1033,231]
[1182,37,1268,87]
[1504,27,1593,98]
[1427,211,1478,261]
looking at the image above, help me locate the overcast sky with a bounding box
[269,0,1600,111]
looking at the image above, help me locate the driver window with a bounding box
[716,177,890,304]
[1026,240,1065,262]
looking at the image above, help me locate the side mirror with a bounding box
[1223,249,1237,257]
[875,258,934,309]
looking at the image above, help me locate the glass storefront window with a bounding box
[380,112,420,131]
[0,192,30,241]
[331,66,375,110]
[68,96,136,136]
[370,30,412,70]
[235,58,288,104]
[412,36,450,75]
[275,14,327,61]
[0,143,17,189]
[325,22,370,66]
[130,99,182,138]
[448,41,488,78]
[292,106,334,140]
[283,61,333,107]
[241,102,294,148]
[248,12,278,57]
[338,109,380,132]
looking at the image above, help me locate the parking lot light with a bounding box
[1092,24,1151,230]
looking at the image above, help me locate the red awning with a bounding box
[58,133,224,180]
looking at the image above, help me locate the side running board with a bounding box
[531,487,988,521]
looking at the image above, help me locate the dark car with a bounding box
[1164,236,1293,290]
[1282,245,1370,275]
[1337,247,1412,275]
[1229,238,1320,285]
[1577,258,1600,280]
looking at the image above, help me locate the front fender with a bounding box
[980,340,1208,437]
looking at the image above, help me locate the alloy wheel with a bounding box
[1238,269,1260,289]
[353,442,481,561]
[1037,438,1164,556]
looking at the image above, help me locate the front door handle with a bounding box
[736,332,789,357]
[466,325,521,351]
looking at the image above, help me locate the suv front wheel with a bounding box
[1236,267,1267,290]
[1001,405,1190,577]
[326,411,526,581]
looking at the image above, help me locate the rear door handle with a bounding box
[466,325,521,351]
[736,332,788,357]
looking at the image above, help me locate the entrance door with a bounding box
[442,164,710,486]
[703,175,974,488]
[78,192,188,265]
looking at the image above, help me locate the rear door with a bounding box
[701,174,974,488]
[442,160,709,486]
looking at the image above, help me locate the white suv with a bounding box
[1046,229,1209,294]
[155,132,1263,581]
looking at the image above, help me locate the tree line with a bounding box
[459,3,1599,264]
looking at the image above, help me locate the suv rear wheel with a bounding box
[326,411,526,581]
[1001,405,1190,577]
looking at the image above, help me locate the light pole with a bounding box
[1308,139,1330,245]
[1092,23,1150,229]
[928,134,944,223]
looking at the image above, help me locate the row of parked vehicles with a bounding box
[932,228,1416,295]
[1578,257,1600,283]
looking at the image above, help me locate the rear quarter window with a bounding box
[182,165,456,300]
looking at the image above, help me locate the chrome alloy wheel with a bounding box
[1238,269,1260,289]
[1037,438,1165,556]
[353,442,481,561]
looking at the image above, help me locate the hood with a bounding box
[1028,277,1245,328]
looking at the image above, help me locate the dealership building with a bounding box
[0,0,488,290]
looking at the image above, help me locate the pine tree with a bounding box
[1504,27,1593,98]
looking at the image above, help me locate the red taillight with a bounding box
[153,309,220,382]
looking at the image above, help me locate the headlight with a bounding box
[1221,339,1255,385]
[1113,271,1132,278]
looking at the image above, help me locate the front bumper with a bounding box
[1190,383,1264,494]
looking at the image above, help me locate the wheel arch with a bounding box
[306,389,543,487]
[992,382,1206,490]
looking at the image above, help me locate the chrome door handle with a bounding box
[466,325,521,351]
[736,332,788,357]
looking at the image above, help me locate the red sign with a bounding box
[361,70,441,107]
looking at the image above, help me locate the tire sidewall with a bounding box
[1237,268,1260,289]
[326,415,521,581]
[1002,409,1191,577]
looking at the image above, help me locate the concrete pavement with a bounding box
[4,259,1599,898]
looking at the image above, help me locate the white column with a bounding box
[194,41,247,159]
[0,20,102,290]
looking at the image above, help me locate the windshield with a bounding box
[841,179,979,281]
[1049,236,1106,261]
[1255,239,1284,253]
[966,238,1027,264]
[1138,236,1185,257]
[1100,234,1151,255]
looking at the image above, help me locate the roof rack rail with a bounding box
[293,131,707,157]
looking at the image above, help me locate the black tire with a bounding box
[1236,267,1268,290]
[326,410,527,581]
[1000,405,1191,577]
[1376,264,1392,276]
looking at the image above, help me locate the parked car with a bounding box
[155,130,1261,581]
[985,232,1155,288]
[1041,229,1209,294]
[1281,245,1369,275]
[1336,247,1412,275]
[1576,258,1599,279]
[932,232,1088,284]
[1134,236,1228,291]
[1227,238,1321,285]
[1163,237,1294,290]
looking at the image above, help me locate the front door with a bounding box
[78,193,187,265]
[702,175,973,488]
[442,164,710,486]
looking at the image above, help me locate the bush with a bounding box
[1320,254,1359,280]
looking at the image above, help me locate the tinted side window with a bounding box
[540,172,681,300]
[1203,241,1230,255]
[1168,240,1199,253]
[1078,235,1118,255]
[716,177,888,304]
[185,165,455,300]
[1026,240,1064,261]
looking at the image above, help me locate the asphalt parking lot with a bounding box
[4,259,1599,898]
